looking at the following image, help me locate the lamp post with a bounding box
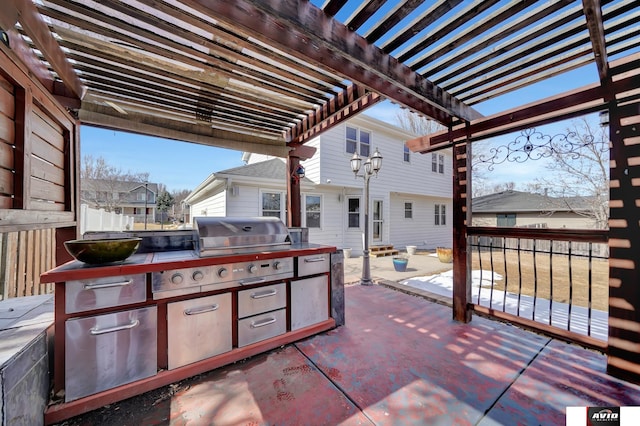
[350,148,383,286]
[144,182,148,230]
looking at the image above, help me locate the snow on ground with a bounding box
[400,270,608,341]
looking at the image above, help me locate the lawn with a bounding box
[471,250,609,311]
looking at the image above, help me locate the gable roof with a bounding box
[472,190,592,213]
[81,178,158,194]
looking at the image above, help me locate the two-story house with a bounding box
[81,179,158,224]
[184,114,453,254]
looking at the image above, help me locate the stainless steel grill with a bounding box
[195,216,292,257]
[151,217,294,299]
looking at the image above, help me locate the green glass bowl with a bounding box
[64,238,142,264]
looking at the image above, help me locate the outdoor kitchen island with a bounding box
[39,221,341,425]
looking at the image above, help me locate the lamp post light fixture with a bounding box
[350,148,383,286]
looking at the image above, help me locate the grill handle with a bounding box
[199,240,290,253]
[239,277,267,286]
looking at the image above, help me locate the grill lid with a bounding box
[195,216,291,256]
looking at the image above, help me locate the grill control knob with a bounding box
[273,261,283,270]
[192,270,204,281]
[248,264,257,274]
[170,273,184,285]
[217,267,228,278]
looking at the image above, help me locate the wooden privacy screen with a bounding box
[0,46,78,230]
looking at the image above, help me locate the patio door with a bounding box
[372,200,383,243]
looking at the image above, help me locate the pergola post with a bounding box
[607,99,640,384]
[452,136,472,323]
[287,154,302,228]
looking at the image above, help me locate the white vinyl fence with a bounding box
[80,204,135,235]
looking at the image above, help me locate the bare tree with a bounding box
[394,109,445,135]
[81,155,150,212]
[533,118,609,229]
[394,109,495,197]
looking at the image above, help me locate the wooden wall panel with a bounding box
[32,156,65,186]
[30,176,64,204]
[31,131,64,168]
[32,105,64,149]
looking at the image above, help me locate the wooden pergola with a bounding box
[1,0,639,383]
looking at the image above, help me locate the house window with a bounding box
[497,214,516,227]
[346,126,370,158]
[404,144,410,162]
[348,198,360,228]
[432,153,444,173]
[404,202,413,219]
[262,192,282,219]
[305,195,321,228]
[434,204,446,225]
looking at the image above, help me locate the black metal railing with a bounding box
[467,227,608,349]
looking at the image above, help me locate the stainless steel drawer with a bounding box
[167,293,232,370]
[65,306,157,402]
[65,274,147,314]
[238,282,286,319]
[291,275,329,331]
[237,308,286,347]
[297,253,330,277]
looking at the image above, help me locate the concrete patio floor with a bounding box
[55,282,640,426]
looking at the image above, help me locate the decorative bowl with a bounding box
[64,238,142,264]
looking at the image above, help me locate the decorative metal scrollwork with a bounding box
[474,128,607,171]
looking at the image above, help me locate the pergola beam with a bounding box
[79,104,289,158]
[285,84,382,144]
[1,0,85,100]
[406,70,638,153]
[184,0,482,126]
[582,0,610,83]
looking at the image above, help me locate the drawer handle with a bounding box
[90,319,139,335]
[304,257,326,263]
[84,279,133,290]
[184,304,219,316]
[239,277,267,285]
[250,317,276,328]
[250,289,277,299]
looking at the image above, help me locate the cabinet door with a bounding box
[65,306,157,402]
[290,275,329,330]
[167,293,232,370]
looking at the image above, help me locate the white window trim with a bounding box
[347,196,362,229]
[303,193,323,229]
[404,201,413,219]
[259,190,286,221]
[345,125,372,158]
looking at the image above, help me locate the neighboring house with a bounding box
[81,179,158,223]
[185,114,453,254]
[472,190,600,229]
